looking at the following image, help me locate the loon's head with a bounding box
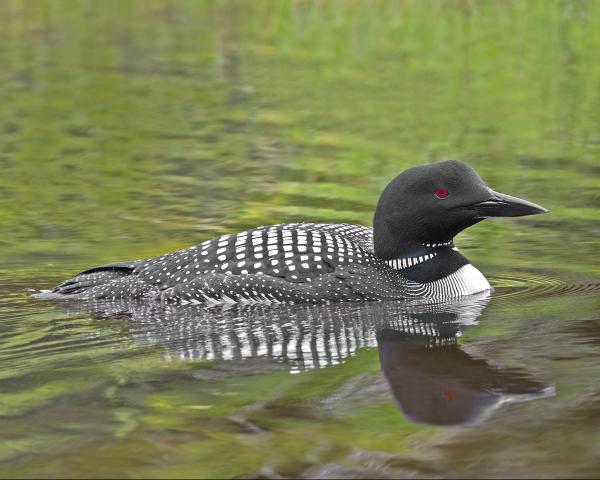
[373,160,547,259]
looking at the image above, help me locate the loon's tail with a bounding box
[45,261,153,299]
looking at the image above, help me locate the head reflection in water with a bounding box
[65,292,553,426]
[378,327,553,425]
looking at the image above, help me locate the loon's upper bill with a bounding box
[44,160,547,305]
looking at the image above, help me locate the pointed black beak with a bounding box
[472,190,548,218]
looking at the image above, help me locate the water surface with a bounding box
[1,1,600,478]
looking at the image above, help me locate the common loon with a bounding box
[48,160,547,305]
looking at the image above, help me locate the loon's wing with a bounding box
[156,263,408,305]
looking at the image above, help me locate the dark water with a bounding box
[1,1,600,478]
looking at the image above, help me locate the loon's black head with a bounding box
[373,160,547,259]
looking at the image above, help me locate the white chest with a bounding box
[405,264,492,299]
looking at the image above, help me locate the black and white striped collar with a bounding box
[422,241,454,248]
[385,241,455,271]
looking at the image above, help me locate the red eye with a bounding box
[435,187,449,199]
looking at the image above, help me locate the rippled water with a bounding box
[2,1,600,478]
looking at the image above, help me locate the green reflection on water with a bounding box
[1,0,600,477]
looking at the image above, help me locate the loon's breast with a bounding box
[50,223,492,305]
[404,264,492,298]
[385,244,492,299]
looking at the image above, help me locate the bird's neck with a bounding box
[372,210,453,259]
[383,242,453,270]
[386,246,471,284]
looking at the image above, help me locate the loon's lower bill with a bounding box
[46,160,547,305]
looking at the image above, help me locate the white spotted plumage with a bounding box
[51,223,491,304]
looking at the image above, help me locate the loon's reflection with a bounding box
[65,293,552,425]
[378,326,552,425]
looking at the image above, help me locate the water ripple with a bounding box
[490,272,600,301]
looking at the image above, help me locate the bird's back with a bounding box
[51,223,411,304]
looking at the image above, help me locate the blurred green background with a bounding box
[1,0,599,275]
[1,1,600,478]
